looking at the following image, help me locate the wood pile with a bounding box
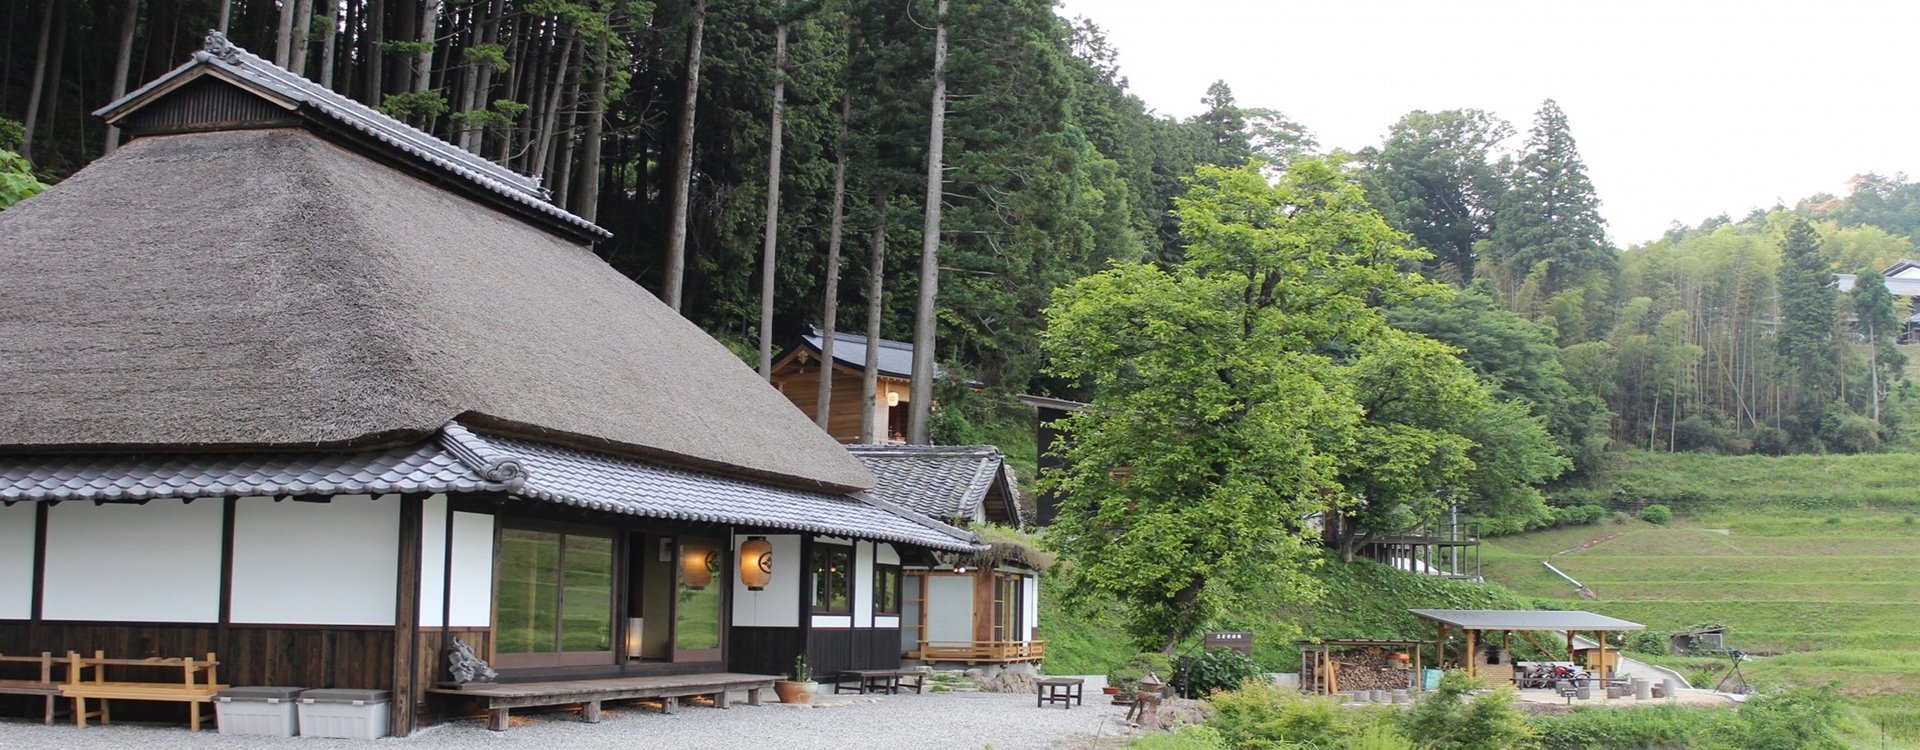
[1331,648,1413,691]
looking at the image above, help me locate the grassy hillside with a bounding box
[1482,460,1920,745]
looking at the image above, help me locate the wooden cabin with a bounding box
[0,34,979,736]
[770,327,927,443]
[849,446,1047,669]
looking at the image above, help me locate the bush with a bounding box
[1625,629,1668,656]
[1532,705,1706,749]
[1128,725,1228,750]
[1109,652,1174,693]
[1824,516,1841,526]
[1702,684,1849,750]
[1751,426,1791,456]
[1207,681,1402,749]
[1398,670,1535,750]
[1821,412,1882,454]
[1673,414,1732,453]
[1177,648,1261,698]
[1639,504,1673,525]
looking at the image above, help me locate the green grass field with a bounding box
[1482,503,1920,746]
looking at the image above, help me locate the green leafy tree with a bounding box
[1849,265,1904,422]
[1359,109,1511,282]
[1039,159,1436,650]
[1398,670,1536,750]
[1774,216,1839,445]
[1486,99,1612,309]
[1190,80,1250,168]
[0,149,47,210]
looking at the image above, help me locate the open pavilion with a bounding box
[1411,609,1645,682]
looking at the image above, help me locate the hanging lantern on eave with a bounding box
[740,536,774,591]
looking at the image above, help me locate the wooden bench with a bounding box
[0,652,67,725]
[831,669,925,695]
[60,651,227,732]
[428,672,778,731]
[1036,677,1083,709]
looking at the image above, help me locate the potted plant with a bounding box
[774,655,815,704]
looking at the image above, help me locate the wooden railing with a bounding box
[911,640,1046,664]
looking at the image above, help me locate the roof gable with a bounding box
[847,444,1021,526]
[96,32,606,243]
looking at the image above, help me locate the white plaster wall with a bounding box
[44,500,223,622]
[731,534,800,628]
[875,615,900,628]
[876,544,899,566]
[419,501,494,628]
[230,495,398,625]
[925,575,973,645]
[811,615,851,629]
[0,503,37,619]
[1023,574,1039,641]
[853,541,874,628]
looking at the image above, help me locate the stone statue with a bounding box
[447,636,498,684]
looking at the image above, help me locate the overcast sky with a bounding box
[1054,0,1920,247]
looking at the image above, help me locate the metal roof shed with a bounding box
[1409,609,1645,682]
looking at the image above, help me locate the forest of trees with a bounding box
[7,1,1920,496]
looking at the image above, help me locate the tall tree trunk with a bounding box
[1870,320,1882,423]
[861,192,888,444]
[104,0,140,154]
[465,0,502,152]
[291,0,314,75]
[38,1,64,153]
[362,0,383,106]
[217,0,231,34]
[757,6,789,380]
[815,88,852,430]
[906,0,947,445]
[319,0,340,89]
[276,0,296,66]
[533,29,577,182]
[571,32,609,221]
[413,0,439,93]
[21,0,56,162]
[662,0,705,313]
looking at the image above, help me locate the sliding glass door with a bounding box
[495,526,615,668]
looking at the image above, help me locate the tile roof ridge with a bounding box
[438,420,528,489]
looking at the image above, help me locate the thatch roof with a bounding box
[0,128,872,492]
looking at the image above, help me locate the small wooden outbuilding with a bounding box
[1412,609,1644,684]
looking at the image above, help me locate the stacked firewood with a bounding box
[1332,648,1413,691]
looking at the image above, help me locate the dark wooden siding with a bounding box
[1035,405,1070,526]
[807,628,903,677]
[729,626,806,678]
[119,76,299,136]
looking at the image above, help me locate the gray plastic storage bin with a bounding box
[216,686,304,737]
[298,689,391,739]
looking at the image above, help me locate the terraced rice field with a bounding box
[1482,510,1920,744]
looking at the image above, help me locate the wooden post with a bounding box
[1596,630,1608,682]
[1566,631,1576,662]
[1464,629,1477,678]
[390,496,424,738]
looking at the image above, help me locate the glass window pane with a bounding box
[497,529,561,654]
[560,535,613,652]
[676,541,723,651]
[811,544,852,614]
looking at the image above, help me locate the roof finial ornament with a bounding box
[203,30,239,62]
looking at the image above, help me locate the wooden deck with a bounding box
[427,672,779,731]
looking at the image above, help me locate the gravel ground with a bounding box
[0,682,1147,750]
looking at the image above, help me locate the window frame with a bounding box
[873,563,902,616]
[809,541,854,615]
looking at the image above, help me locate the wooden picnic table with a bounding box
[1035,677,1083,709]
[831,669,925,695]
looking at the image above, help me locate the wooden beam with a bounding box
[1596,630,1608,681]
[391,495,424,738]
[1464,628,1476,678]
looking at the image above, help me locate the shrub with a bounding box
[1625,629,1668,656]
[1177,648,1261,698]
[1824,516,1841,526]
[1128,725,1228,750]
[1701,684,1849,750]
[1906,515,1916,525]
[1207,682,1401,749]
[1673,414,1732,453]
[1398,670,1535,750]
[1821,412,1882,454]
[1580,504,1607,524]
[1751,426,1791,456]
[1109,652,1174,693]
[1531,705,1705,749]
[1639,504,1673,525]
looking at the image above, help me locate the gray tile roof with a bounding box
[845,445,1018,526]
[96,32,609,240]
[802,326,922,380]
[1409,609,1645,631]
[0,442,498,503]
[454,424,979,551]
[0,422,977,551]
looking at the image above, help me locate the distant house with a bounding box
[1016,394,1088,527]
[1835,259,1920,342]
[0,34,978,735]
[849,446,1047,670]
[770,327,946,444]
